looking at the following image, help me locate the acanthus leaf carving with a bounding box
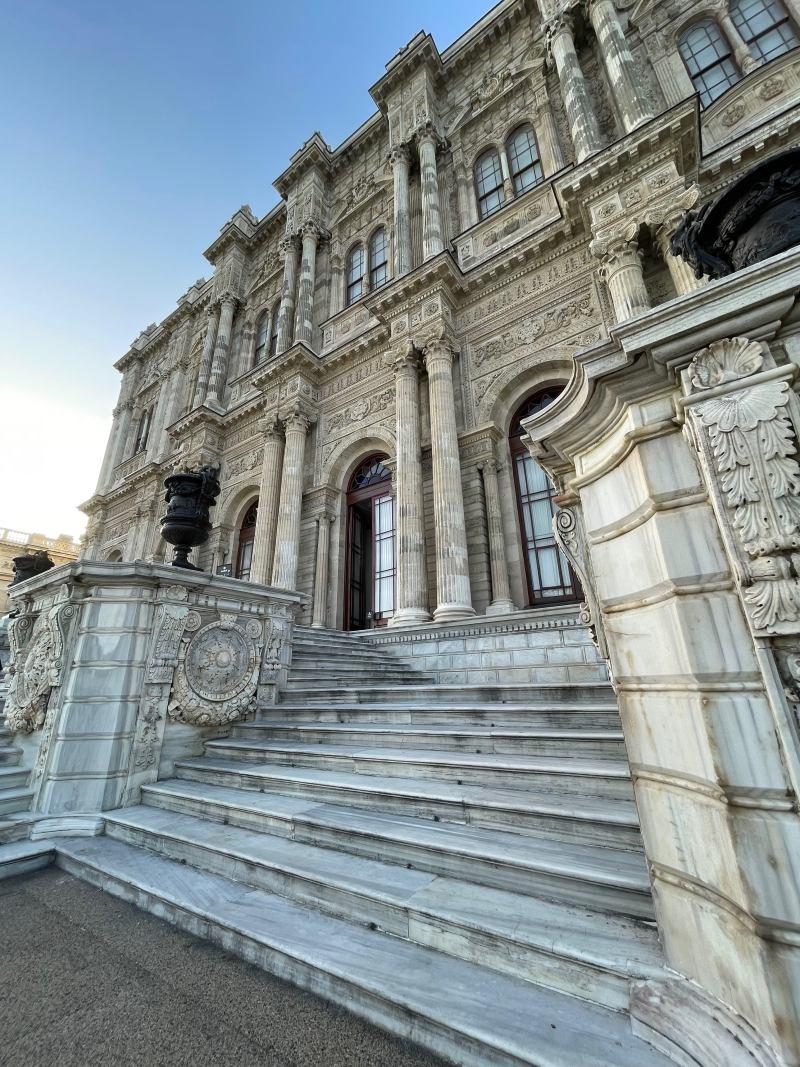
[5,588,75,733]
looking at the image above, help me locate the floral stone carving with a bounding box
[5,589,75,733]
[169,617,261,726]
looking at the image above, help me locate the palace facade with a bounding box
[81,0,800,633]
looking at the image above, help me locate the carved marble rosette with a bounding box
[4,585,75,733]
[682,337,800,635]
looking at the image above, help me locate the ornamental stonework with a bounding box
[169,616,263,726]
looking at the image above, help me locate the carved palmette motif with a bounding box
[5,588,75,733]
[685,338,800,632]
[168,616,263,726]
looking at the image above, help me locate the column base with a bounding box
[485,599,516,616]
[433,603,477,623]
[390,607,432,627]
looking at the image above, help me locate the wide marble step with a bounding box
[290,654,420,673]
[0,808,38,843]
[268,701,620,728]
[281,682,614,705]
[202,738,635,799]
[174,757,642,849]
[235,720,626,758]
[56,836,673,1067]
[111,801,662,1005]
[0,745,22,766]
[286,669,436,685]
[0,784,33,819]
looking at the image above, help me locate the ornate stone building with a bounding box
[0,529,80,615]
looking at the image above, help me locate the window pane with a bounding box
[370,228,389,289]
[475,150,505,219]
[507,125,544,196]
[679,20,742,106]
[731,0,798,61]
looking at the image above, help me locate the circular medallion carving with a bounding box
[184,622,256,703]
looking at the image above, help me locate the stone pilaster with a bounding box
[294,223,324,346]
[250,416,284,585]
[423,338,475,622]
[532,87,565,176]
[389,145,412,277]
[655,220,707,296]
[719,8,760,73]
[311,509,335,628]
[276,236,300,355]
[454,160,478,230]
[192,304,219,407]
[271,408,311,591]
[479,459,515,616]
[588,0,655,132]
[546,12,604,162]
[590,227,651,322]
[206,295,238,408]
[390,347,431,626]
[417,126,445,260]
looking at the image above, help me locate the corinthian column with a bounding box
[390,347,431,626]
[479,459,515,616]
[532,87,565,176]
[205,295,237,408]
[193,304,220,407]
[276,236,300,355]
[271,409,311,590]
[389,145,412,278]
[424,338,475,622]
[311,510,335,628]
[591,227,651,322]
[588,0,655,132]
[294,223,322,345]
[250,416,284,584]
[546,13,604,162]
[655,219,707,296]
[417,127,444,260]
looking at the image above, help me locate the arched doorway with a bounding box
[234,500,258,580]
[344,455,395,629]
[509,390,578,604]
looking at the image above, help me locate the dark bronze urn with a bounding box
[9,550,55,587]
[671,148,800,280]
[160,465,220,570]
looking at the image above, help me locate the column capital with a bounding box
[589,223,640,267]
[281,407,313,434]
[217,292,240,312]
[298,218,330,244]
[279,234,300,258]
[314,508,337,525]
[476,458,500,475]
[414,121,446,153]
[391,342,422,378]
[422,335,457,368]
[257,414,283,441]
[387,143,411,168]
[545,10,575,46]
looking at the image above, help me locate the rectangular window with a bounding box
[373,493,395,616]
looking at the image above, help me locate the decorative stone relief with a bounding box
[5,587,75,733]
[169,615,263,726]
[684,337,800,633]
[325,387,394,434]
[472,291,598,372]
[553,506,609,661]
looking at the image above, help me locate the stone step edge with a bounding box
[0,839,55,880]
[55,836,673,1067]
[174,758,641,830]
[239,721,625,740]
[116,801,664,1003]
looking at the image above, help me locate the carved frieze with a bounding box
[324,387,394,435]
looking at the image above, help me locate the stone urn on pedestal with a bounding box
[160,465,221,570]
[9,550,55,588]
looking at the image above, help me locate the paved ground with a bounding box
[0,867,445,1067]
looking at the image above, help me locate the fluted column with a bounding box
[546,13,604,162]
[276,236,300,355]
[479,459,515,616]
[192,304,220,407]
[424,338,475,622]
[389,145,412,277]
[250,416,284,584]
[311,510,335,628]
[455,161,478,231]
[655,219,708,296]
[206,295,237,407]
[719,9,760,73]
[588,0,655,132]
[294,223,321,345]
[271,409,311,591]
[390,347,431,626]
[417,127,445,260]
[532,89,565,176]
[591,228,651,322]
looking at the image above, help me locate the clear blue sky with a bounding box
[0,0,490,537]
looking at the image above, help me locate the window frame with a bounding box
[505,124,544,197]
[678,18,742,107]
[346,244,366,307]
[268,301,280,358]
[474,147,506,220]
[730,0,799,63]
[369,227,389,291]
[254,309,269,365]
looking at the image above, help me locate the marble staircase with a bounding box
[0,720,34,841]
[55,625,676,1066]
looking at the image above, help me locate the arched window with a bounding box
[369,228,389,290]
[506,125,544,196]
[234,501,258,581]
[509,390,578,604]
[679,20,741,106]
[254,310,269,365]
[730,0,798,62]
[474,148,506,220]
[268,302,280,358]
[346,246,365,306]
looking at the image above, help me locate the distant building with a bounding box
[0,528,80,614]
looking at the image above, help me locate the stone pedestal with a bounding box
[4,562,302,838]
[424,339,475,622]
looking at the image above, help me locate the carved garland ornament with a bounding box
[5,591,75,733]
[169,616,263,726]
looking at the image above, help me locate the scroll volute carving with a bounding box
[553,504,610,663]
[683,337,800,634]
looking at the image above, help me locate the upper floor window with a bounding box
[474,148,506,220]
[730,0,799,62]
[133,406,152,454]
[346,246,365,306]
[369,228,389,290]
[254,310,269,365]
[268,302,280,358]
[679,20,741,106]
[506,125,544,196]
